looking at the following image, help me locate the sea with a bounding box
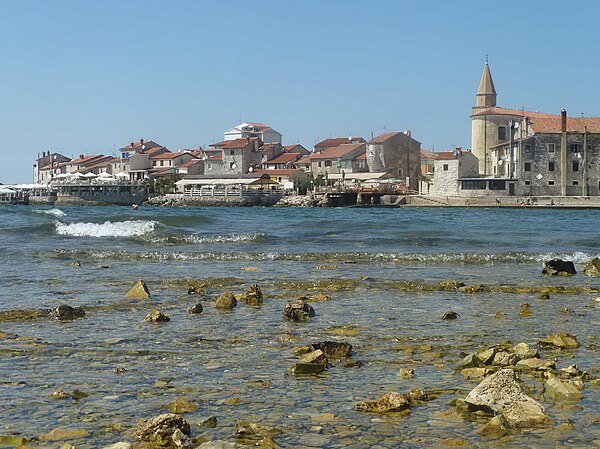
[0,205,598,448]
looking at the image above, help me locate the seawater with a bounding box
[0,205,599,448]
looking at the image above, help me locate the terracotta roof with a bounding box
[314,137,365,149]
[150,152,188,160]
[119,140,162,151]
[178,159,202,168]
[529,116,600,134]
[211,138,259,149]
[145,146,168,156]
[295,155,312,164]
[68,155,106,165]
[311,143,366,160]
[255,169,301,176]
[420,150,438,159]
[84,157,116,169]
[471,107,557,119]
[354,152,366,160]
[265,153,300,164]
[435,151,473,161]
[207,153,222,161]
[477,63,496,96]
[369,132,403,144]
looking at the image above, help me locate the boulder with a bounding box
[51,305,85,321]
[143,309,170,323]
[542,259,576,276]
[513,342,539,360]
[235,421,282,440]
[491,351,518,367]
[516,358,555,371]
[311,341,352,358]
[39,428,90,441]
[543,377,583,402]
[125,279,151,299]
[356,389,428,413]
[283,299,315,322]
[461,369,551,429]
[475,348,496,366]
[290,349,328,375]
[215,291,237,310]
[583,257,600,276]
[241,284,263,306]
[133,414,191,447]
[442,311,460,320]
[460,367,492,381]
[187,303,203,314]
[538,332,579,349]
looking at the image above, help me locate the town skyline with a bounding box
[3,0,600,184]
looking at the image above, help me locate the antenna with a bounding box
[485,54,489,64]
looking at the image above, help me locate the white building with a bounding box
[224,122,282,144]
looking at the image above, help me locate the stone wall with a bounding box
[366,133,421,191]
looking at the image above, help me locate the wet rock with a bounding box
[306,293,331,302]
[583,257,600,276]
[187,303,203,314]
[311,341,352,358]
[143,309,170,323]
[455,353,477,369]
[283,299,315,322]
[69,261,81,267]
[539,293,551,300]
[343,359,363,368]
[559,364,583,378]
[71,389,88,400]
[544,377,583,402]
[399,368,415,379]
[39,428,90,441]
[235,421,282,440]
[513,342,539,360]
[241,266,261,272]
[199,416,218,428]
[133,414,191,447]
[102,443,131,449]
[477,415,507,436]
[356,389,428,413]
[516,358,556,371]
[241,284,263,306]
[215,291,237,310]
[198,442,245,449]
[539,332,579,349]
[492,351,518,367]
[290,349,328,375]
[0,436,28,447]
[51,305,85,321]
[257,436,280,448]
[442,311,460,320]
[460,367,492,381]
[459,284,491,294]
[460,369,551,429]
[51,389,71,399]
[125,279,151,299]
[475,348,496,366]
[439,280,465,290]
[166,397,198,414]
[292,346,312,356]
[542,259,576,276]
[187,284,203,295]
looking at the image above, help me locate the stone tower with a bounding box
[475,62,497,109]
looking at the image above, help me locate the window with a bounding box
[524,180,531,186]
[524,144,531,153]
[160,161,164,167]
[572,180,579,186]
[230,150,235,156]
[570,144,580,153]
[229,162,235,169]
[318,161,322,167]
[548,180,555,186]
[548,162,555,172]
[573,161,580,172]
[461,180,486,190]
[498,126,507,141]
[325,160,332,167]
[443,164,449,171]
[524,162,531,172]
[548,143,555,153]
[152,161,157,166]
[489,180,506,190]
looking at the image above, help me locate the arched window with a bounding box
[497,126,507,141]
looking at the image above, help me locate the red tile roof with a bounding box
[265,153,300,164]
[311,143,366,160]
[314,137,365,149]
[255,169,301,176]
[295,155,312,165]
[150,152,189,160]
[119,140,162,151]
[471,107,557,119]
[435,151,473,160]
[207,153,222,161]
[529,116,600,133]
[178,159,202,168]
[369,132,403,143]
[354,152,366,160]
[211,137,259,149]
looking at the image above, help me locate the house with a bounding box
[150,152,195,169]
[119,139,167,159]
[314,137,365,153]
[420,150,438,176]
[82,156,115,175]
[64,155,113,174]
[224,122,282,144]
[366,131,421,191]
[282,144,310,155]
[293,155,313,172]
[110,158,130,177]
[254,168,305,187]
[33,152,71,183]
[432,150,480,195]
[206,137,262,175]
[176,159,204,176]
[310,143,367,175]
[262,152,303,170]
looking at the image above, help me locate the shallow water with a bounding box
[0,205,599,448]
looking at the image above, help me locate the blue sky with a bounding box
[1,0,600,183]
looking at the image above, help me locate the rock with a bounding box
[459,284,491,294]
[455,353,477,369]
[461,369,551,429]
[125,279,150,299]
[198,441,245,449]
[166,397,197,413]
[491,351,518,367]
[235,421,282,439]
[51,305,85,321]
[102,443,131,449]
[291,349,328,375]
[215,291,237,310]
[241,266,261,272]
[356,389,428,413]
[439,280,465,290]
[199,416,218,428]
[440,438,469,446]
[306,293,331,302]
[544,377,583,402]
[0,436,29,446]
[399,368,415,379]
[257,436,281,448]
[187,303,203,314]
[513,342,539,360]
[477,415,507,436]
[143,309,170,323]
[51,389,71,399]
[69,261,81,267]
[311,341,352,358]
[539,293,551,300]
[460,367,491,381]
[475,348,496,366]
[542,259,576,276]
[283,299,315,322]
[559,364,583,378]
[240,284,263,306]
[539,332,579,349]
[516,358,556,371]
[39,428,90,441]
[583,257,600,276]
[71,389,88,400]
[442,311,460,320]
[133,414,191,446]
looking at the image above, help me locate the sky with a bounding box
[1,0,600,183]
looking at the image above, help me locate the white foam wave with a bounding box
[55,220,157,238]
[35,208,66,217]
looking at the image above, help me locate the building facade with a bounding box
[366,131,421,191]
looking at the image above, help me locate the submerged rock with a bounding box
[459,369,551,429]
[290,349,328,375]
[399,368,415,379]
[542,259,576,276]
[356,389,428,413]
[539,332,579,349]
[187,303,203,314]
[306,293,331,302]
[311,341,352,358]
[583,257,600,276]
[283,299,315,322]
[39,428,90,441]
[459,284,491,294]
[442,311,460,320]
[69,261,81,267]
[198,442,245,449]
[543,377,583,402]
[166,397,198,414]
[215,291,237,310]
[516,358,556,371]
[143,309,170,323]
[133,414,191,446]
[51,305,85,321]
[235,420,282,439]
[125,279,151,299]
[241,284,263,306]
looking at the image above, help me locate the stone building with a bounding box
[206,138,262,175]
[366,131,421,191]
[432,150,479,195]
[310,143,367,175]
[33,152,71,184]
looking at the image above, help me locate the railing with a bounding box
[184,188,283,197]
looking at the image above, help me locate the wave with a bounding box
[143,232,268,245]
[54,220,157,238]
[50,249,600,264]
[33,208,66,217]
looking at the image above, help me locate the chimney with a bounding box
[79,154,84,159]
[561,109,567,132]
[140,138,144,145]
[130,142,135,148]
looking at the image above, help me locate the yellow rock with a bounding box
[311,412,336,422]
[315,265,337,269]
[125,280,150,300]
[166,397,197,414]
[441,438,469,446]
[241,266,261,272]
[39,428,89,441]
[0,436,28,446]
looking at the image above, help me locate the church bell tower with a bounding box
[475,59,497,108]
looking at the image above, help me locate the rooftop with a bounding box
[311,143,366,160]
[265,153,301,164]
[314,137,365,149]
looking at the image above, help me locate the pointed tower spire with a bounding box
[476,60,497,108]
